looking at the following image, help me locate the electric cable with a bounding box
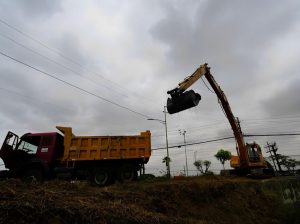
[152,132,300,151]
[152,136,235,150]
[244,133,300,137]
[0,32,129,98]
[0,50,151,119]
[0,18,146,99]
[0,18,85,68]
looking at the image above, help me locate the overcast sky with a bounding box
[0,0,299,175]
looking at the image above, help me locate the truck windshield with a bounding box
[17,140,38,154]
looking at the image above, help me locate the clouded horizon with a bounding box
[1,0,299,175]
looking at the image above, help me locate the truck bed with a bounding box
[57,127,151,163]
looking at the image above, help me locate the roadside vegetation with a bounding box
[0,175,298,224]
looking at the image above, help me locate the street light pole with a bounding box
[179,129,188,176]
[147,107,171,178]
[163,106,171,178]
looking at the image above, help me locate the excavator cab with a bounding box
[167,90,201,114]
[230,143,266,170]
[247,143,260,162]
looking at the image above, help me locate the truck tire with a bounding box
[22,169,43,183]
[117,164,138,183]
[91,167,112,186]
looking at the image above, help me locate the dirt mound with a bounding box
[0,176,298,224]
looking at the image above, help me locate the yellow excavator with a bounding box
[167,63,273,175]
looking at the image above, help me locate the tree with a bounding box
[271,154,298,174]
[162,156,171,178]
[214,149,231,170]
[162,156,171,165]
[194,160,211,174]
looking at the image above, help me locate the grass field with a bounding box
[0,175,299,224]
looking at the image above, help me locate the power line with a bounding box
[153,116,300,137]
[153,136,235,150]
[0,18,85,68]
[245,133,300,137]
[151,122,228,137]
[0,32,128,98]
[243,114,300,121]
[0,18,145,99]
[0,50,150,119]
[152,132,300,151]
[151,118,300,139]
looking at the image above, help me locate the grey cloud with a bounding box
[0,64,79,128]
[79,98,152,135]
[5,0,62,18]
[1,67,38,96]
[262,79,300,117]
[216,126,234,139]
[0,1,299,173]
[55,34,89,71]
[151,0,300,80]
[150,0,300,126]
[0,86,77,126]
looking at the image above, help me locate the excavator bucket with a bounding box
[167,90,201,114]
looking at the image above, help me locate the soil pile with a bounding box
[0,176,298,224]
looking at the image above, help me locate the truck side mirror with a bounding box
[167,90,201,114]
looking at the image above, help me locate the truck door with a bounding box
[36,134,56,164]
[0,132,19,169]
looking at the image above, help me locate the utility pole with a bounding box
[235,117,243,152]
[163,106,171,178]
[265,142,282,173]
[179,129,188,176]
[147,106,171,178]
[194,151,197,162]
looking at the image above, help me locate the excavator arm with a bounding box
[167,65,207,97]
[166,66,205,115]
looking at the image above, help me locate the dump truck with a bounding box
[0,126,151,186]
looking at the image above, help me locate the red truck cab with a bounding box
[0,131,64,179]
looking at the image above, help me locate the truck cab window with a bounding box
[5,132,18,148]
[6,136,14,146]
[17,141,38,154]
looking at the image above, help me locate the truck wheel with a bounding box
[118,164,138,183]
[91,167,112,186]
[22,169,43,183]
